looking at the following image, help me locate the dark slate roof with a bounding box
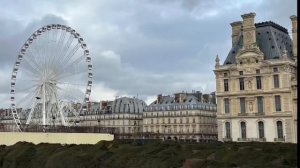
[111,97,146,113]
[149,95,199,106]
[224,21,293,65]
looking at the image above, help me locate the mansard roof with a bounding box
[149,95,200,106]
[224,21,293,65]
[111,97,146,113]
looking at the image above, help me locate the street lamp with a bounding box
[97,119,100,133]
[52,115,56,131]
[134,120,137,143]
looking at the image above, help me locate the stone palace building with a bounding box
[214,12,297,143]
[143,91,217,142]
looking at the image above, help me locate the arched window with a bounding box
[277,121,283,139]
[225,122,231,139]
[258,121,264,138]
[241,122,246,139]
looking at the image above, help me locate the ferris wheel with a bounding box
[10,24,92,131]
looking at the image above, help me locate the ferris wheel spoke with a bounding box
[47,29,58,72]
[15,83,38,94]
[52,30,67,69]
[59,34,75,64]
[28,35,44,67]
[16,91,36,108]
[25,48,43,71]
[56,81,87,86]
[63,54,85,70]
[22,54,43,77]
[20,68,41,80]
[56,56,86,80]
[59,42,80,67]
[58,71,87,82]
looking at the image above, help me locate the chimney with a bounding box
[290,15,297,60]
[241,12,256,48]
[230,21,243,47]
[157,94,163,104]
[174,93,187,103]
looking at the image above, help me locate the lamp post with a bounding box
[97,119,100,133]
[52,115,56,132]
[134,120,137,143]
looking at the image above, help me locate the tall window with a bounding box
[224,98,230,113]
[273,75,280,88]
[256,76,262,89]
[224,79,229,91]
[257,96,264,113]
[239,78,245,90]
[275,95,281,111]
[277,121,283,139]
[241,122,246,139]
[258,121,264,138]
[240,97,246,113]
[225,122,231,139]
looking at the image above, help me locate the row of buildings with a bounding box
[0,12,297,143]
[0,91,218,142]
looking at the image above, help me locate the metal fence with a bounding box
[20,125,117,134]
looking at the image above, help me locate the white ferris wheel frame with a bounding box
[10,24,92,131]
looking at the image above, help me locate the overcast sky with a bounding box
[0,0,297,107]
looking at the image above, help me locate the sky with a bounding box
[0,0,297,107]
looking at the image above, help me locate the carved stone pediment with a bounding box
[236,47,264,65]
[283,64,291,72]
[244,67,255,74]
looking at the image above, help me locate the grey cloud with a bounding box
[0,0,297,108]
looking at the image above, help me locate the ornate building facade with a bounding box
[143,91,217,142]
[97,97,146,137]
[0,109,18,131]
[214,13,297,143]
